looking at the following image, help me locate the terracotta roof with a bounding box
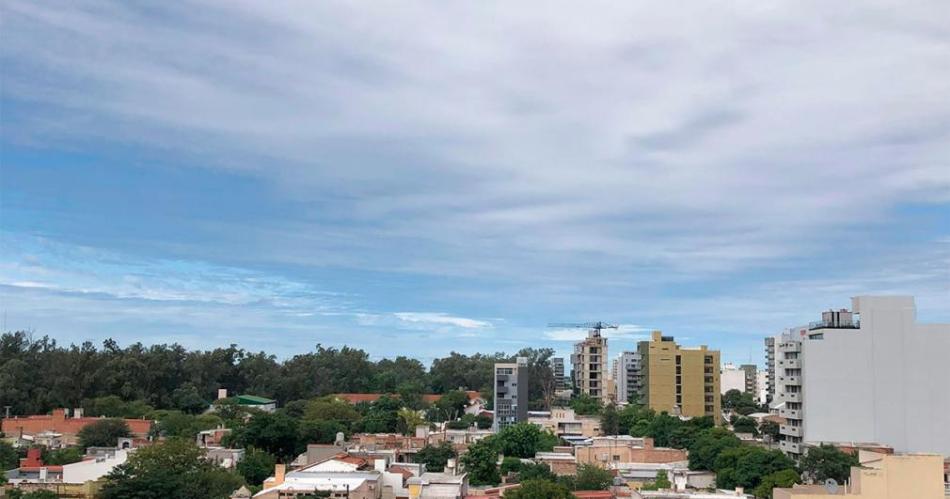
[333,452,369,467]
[388,465,415,479]
[573,491,615,499]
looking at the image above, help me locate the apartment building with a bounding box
[772,296,950,459]
[615,351,643,404]
[739,364,757,394]
[773,453,945,499]
[721,363,746,394]
[764,336,777,405]
[572,329,609,400]
[493,357,528,431]
[638,331,721,422]
[551,357,568,390]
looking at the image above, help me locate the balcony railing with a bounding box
[809,320,860,330]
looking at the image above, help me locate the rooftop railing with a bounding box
[808,319,860,330]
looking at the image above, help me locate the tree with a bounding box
[496,423,557,458]
[505,479,575,499]
[713,446,796,491]
[599,404,620,435]
[397,408,425,435]
[43,446,85,465]
[799,444,858,484]
[516,462,556,482]
[0,441,19,470]
[753,468,800,499]
[641,470,672,491]
[644,412,680,447]
[415,443,456,472]
[7,491,60,499]
[299,419,347,445]
[240,412,301,461]
[569,394,601,416]
[100,439,244,499]
[460,437,501,486]
[760,420,780,441]
[171,383,210,414]
[722,389,759,415]
[619,405,654,436]
[237,447,277,486]
[688,427,741,471]
[574,464,613,490]
[500,456,523,476]
[434,390,470,421]
[731,416,759,435]
[78,419,131,448]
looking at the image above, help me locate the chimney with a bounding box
[52,408,66,420]
[415,425,429,439]
[375,458,387,472]
[73,408,84,419]
[273,464,286,486]
[735,487,744,496]
[218,388,228,400]
[446,458,457,475]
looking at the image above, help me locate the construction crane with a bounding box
[547,321,618,337]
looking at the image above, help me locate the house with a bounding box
[574,436,688,468]
[772,452,945,499]
[234,395,277,412]
[534,451,578,476]
[255,452,467,499]
[197,427,232,447]
[4,444,132,497]
[529,408,602,439]
[1,408,152,445]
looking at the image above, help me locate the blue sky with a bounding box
[1,1,948,367]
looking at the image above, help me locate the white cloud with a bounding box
[393,312,491,330]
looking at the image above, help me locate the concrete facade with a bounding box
[493,357,528,431]
[720,364,746,395]
[574,436,688,468]
[638,331,720,422]
[573,329,609,400]
[773,453,945,499]
[616,351,643,404]
[801,297,950,456]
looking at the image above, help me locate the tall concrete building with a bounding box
[764,336,778,405]
[493,357,528,431]
[572,329,608,400]
[551,357,567,390]
[638,331,720,422]
[739,364,757,394]
[615,351,643,404]
[773,296,950,458]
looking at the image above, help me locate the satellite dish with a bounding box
[824,478,839,494]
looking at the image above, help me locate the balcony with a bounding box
[781,425,802,437]
[809,319,860,330]
[779,408,801,419]
[778,375,801,385]
[779,440,801,454]
[779,359,801,369]
[785,392,802,403]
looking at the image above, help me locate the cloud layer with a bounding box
[1,1,948,363]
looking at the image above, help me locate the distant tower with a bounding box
[493,357,529,431]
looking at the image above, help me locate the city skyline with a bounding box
[3,2,949,366]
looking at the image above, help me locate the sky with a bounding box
[1,1,949,367]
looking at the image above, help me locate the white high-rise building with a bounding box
[773,296,950,458]
[615,351,642,404]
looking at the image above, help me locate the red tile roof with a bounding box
[2,408,152,437]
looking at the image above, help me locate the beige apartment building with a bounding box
[638,331,720,423]
[572,329,609,400]
[773,453,945,499]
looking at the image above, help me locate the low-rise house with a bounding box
[1,408,152,445]
[4,444,131,497]
[197,427,232,447]
[529,408,602,439]
[534,451,577,476]
[773,452,945,499]
[574,436,687,468]
[234,394,278,413]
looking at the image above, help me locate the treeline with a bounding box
[0,331,556,415]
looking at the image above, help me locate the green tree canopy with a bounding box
[78,418,131,449]
[599,404,620,435]
[495,423,558,458]
[505,479,575,499]
[753,468,801,499]
[236,447,277,486]
[688,427,742,471]
[460,436,501,486]
[573,464,613,490]
[799,444,859,484]
[569,394,602,416]
[100,439,244,499]
[415,442,456,472]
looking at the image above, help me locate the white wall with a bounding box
[62,449,128,483]
[720,365,746,395]
[802,296,950,455]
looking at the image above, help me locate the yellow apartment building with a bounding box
[637,331,720,422]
